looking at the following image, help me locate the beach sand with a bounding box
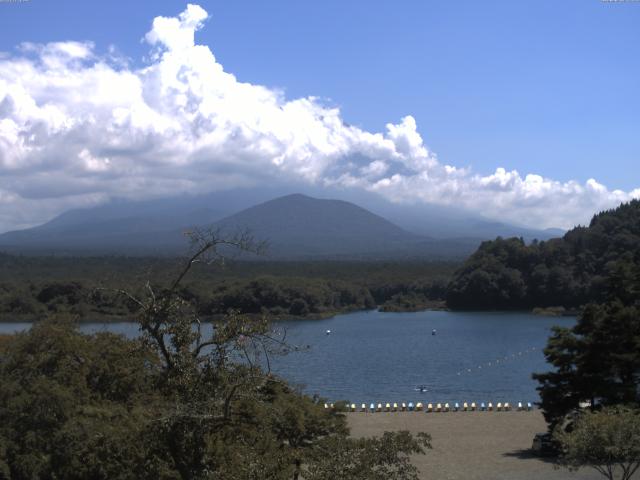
[347,410,601,480]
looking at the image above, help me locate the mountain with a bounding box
[212,193,479,258]
[0,189,277,255]
[366,202,562,241]
[0,191,562,259]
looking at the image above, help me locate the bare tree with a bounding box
[113,228,288,413]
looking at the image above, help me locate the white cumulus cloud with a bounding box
[0,3,637,233]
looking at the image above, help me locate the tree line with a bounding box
[446,200,640,310]
[0,256,454,321]
[527,202,640,479]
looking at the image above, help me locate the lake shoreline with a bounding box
[0,303,577,324]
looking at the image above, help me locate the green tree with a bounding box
[533,302,640,427]
[304,431,431,480]
[554,407,640,480]
[446,200,640,310]
[0,230,432,479]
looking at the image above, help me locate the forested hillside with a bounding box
[446,200,640,310]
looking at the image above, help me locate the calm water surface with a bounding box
[0,310,574,404]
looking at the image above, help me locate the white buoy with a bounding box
[325,329,331,335]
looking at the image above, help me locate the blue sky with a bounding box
[0,0,638,231]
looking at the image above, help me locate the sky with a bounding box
[0,0,638,233]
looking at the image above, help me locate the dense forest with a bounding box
[531,204,640,431]
[0,236,432,479]
[446,200,640,310]
[0,255,455,321]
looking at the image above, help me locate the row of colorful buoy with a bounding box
[324,401,533,412]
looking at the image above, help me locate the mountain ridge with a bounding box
[0,192,563,259]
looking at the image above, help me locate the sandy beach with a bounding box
[347,410,601,480]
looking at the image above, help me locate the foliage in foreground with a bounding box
[0,232,431,479]
[554,407,640,480]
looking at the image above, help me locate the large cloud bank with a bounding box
[0,4,638,232]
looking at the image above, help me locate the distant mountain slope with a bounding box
[445,200,640,309]
[0,190,561,259]
[0,205,215,254]
[0,190,276,254]
[213,194,423,257]
[365,199,564,241]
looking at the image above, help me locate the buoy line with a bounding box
[405,346,543,398]
[453,346,541,378]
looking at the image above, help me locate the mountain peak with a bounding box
[277,193,314,201]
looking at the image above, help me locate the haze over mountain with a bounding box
[0,192,563,259]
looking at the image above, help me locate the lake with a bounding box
[0,310,574,405]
